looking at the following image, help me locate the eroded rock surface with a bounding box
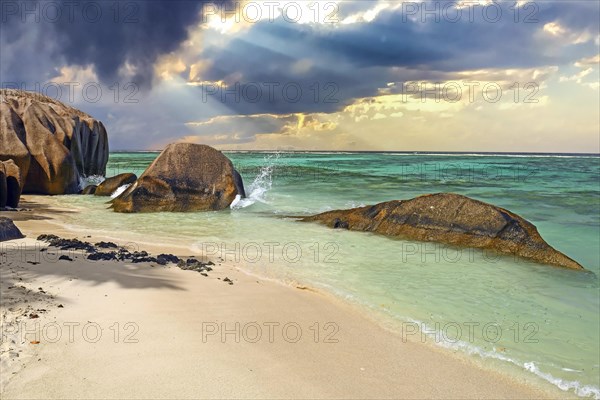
[0,89,109,194]
[112,143,244,213]
[300,193,584,270]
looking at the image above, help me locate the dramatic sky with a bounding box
[1,0,599,152]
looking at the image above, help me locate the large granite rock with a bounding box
[95,173,137,196]
[0,217,24,242]
[0,89,109,194]
[0,164,5,209]
[0,159,22,208]
[233,169,246,198]
[300,193,584,270]
[112,143,244,213]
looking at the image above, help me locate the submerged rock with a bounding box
[0,89,109,194]
[111,143,244,213]
[95,173,137,196]
[300,193,584,270]
[0,217,24,242]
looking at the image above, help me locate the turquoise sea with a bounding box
[46,152,599,397]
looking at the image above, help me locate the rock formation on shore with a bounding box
[0,89,109,194]
[95,173,137,196]
[111,143,245,213]
[0,217,24,242]
[0,160,22,209]
[300,193,584,270]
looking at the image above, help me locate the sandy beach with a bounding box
[0,196,566,399]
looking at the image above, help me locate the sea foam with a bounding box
[413,318,600,399]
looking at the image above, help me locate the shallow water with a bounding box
[53,152,600,397]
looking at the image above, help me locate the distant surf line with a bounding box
[109,150,600,158]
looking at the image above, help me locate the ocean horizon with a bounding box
[111,150,600,157]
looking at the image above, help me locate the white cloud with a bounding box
[543,21,596,44]
[543,22,566,37]
[574,54,600,68]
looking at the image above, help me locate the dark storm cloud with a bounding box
[0,0,229,87]
[198,38,372,114]
[197,0,599,115]
[195,28,446,116]
[312,1,599,71]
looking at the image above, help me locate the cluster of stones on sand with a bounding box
[34,234,232,283]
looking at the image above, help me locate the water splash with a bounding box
[231,153,280,209]
[110,184,131,199]
[79,175,105,190]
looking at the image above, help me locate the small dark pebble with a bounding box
[119,251,157,264]
[57,304,64,308]
[29,313,39,319]
[37,234,59,242]
[130,253,157,263]
[27,261,40,265]
[156,254,179,265]
[59,255,73,261]
[95,241,118,249]
[87,251,117,261]
[223,277,233,285]
[178,260,212,273]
